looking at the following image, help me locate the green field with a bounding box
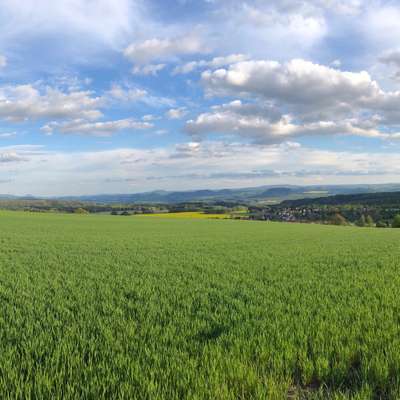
[1,211,400,399]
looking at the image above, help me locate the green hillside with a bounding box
[281,191,400,207]
[1,212,400,399]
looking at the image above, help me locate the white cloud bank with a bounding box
[0,84,103,122]
[185,100,385,144]
[0,0,139,48]
[202,59,380,115]
[0,83,169,137]
[183,58,400,143]
[124,35,208,74]
[1,141,400,196]
[42,118,153,136]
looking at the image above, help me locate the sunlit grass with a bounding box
[0,211,399,398]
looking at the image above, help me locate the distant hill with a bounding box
[258,187,295,198]
[4,183,400,204]
[0,194,37,200]
[57,183,400,204]
[280,191,400,207]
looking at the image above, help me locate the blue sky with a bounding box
[1,0,400,195]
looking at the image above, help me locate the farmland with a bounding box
[0,211,400,399]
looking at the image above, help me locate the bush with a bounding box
[74,208,89,214]
[330,213,348,226]
[357,215,374,227]
[376,221,388,228]
[392,214,400,228]
[356,215,366,227]
[365,215,375,227]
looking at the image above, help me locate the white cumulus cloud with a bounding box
[124,35,208,66]
[0,84,103,122]
[42,118,153,137]
[202,58,400,125]
[185,100,385,144]
[166,107,188,120]
[173,54,249,74]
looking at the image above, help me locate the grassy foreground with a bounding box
[1,212,400,399]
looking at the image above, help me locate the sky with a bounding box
[1,0,400,195]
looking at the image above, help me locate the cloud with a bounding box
[379,49,400,80]
[143,140,400,187]
[0,84,103,122]
[0,55,6,68]
[132,64,166,76]
[173,54,249,74]
[330,59,341,68]
[185,100,385,144]
[0,0,370,77]
[254,0,361,13]
[48,75,93,91]
[108,83,175,108]
[0,151,27,163]
[166,107,188,120]
[202,59,378,111]
[108,84,148,102]
[379,49,400,68]
[142,114,158,122]
[213,0,363,17]
[124,35,208,66]
[0,0,139,48]
[0,132,16,139]
[362,5,400,56]
[2,141,400,196]
[202,58,400,127]
[0,82,168,138]
[170,142,201,158]
[1,0,400,195]
[41,118,153,137]
[205,2,328,58]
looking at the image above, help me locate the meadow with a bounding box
[0,211,400,399]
